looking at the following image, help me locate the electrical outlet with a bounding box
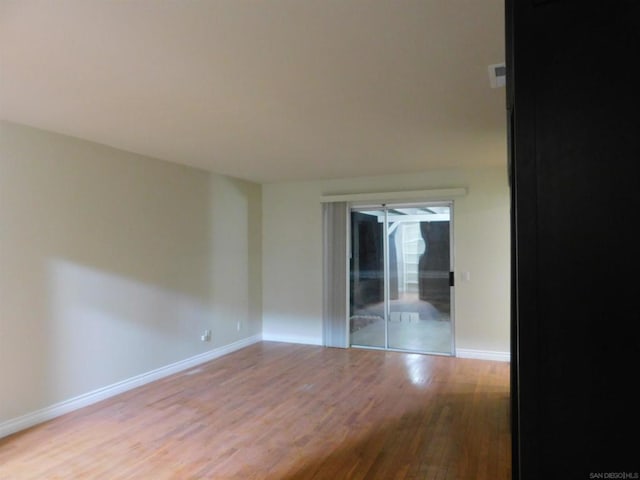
[200,329,211,342]
[236,321,241,332]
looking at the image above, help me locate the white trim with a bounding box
[456,348,510,362]
[0,334,262,439]
[262,333,323,346]
[320,187,468,203]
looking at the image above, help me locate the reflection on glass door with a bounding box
[349,203,453,355]
[349,209,386,348]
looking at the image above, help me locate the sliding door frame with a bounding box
[348,200,456,356]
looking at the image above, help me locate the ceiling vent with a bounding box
[488,63,506,88]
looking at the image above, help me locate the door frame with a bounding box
[347,200,456,356]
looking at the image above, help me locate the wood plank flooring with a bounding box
[0,342,511,479]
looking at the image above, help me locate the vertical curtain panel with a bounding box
[322,202,349,348]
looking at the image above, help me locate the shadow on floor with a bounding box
[275,391,511,480]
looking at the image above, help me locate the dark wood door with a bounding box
[508,1,640,478]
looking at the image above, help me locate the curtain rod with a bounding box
[320,187,467,203]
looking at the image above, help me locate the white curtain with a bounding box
[322,201,349,348]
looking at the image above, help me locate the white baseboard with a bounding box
[0,334,262,440]
[456,348,510,362]
[262,333,323,346]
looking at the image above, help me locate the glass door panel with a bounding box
[350,203,454,355]
[387,206,452,354]
[349,209,386,348]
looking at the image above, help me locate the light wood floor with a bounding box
[0,342,511,479]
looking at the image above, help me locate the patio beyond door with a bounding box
[349,203,454,355]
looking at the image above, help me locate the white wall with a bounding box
[0,121,262,426]
[262,167,510,355]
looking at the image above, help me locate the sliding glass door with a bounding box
[349,208,387,348]
[349,203,454,355]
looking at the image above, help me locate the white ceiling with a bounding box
[0,0,506,184]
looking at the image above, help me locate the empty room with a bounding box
[0,1,511,478]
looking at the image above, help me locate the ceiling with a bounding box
[0,0,506,184]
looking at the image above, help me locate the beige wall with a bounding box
[0,122,262,424]
[262,167,510,354]
[0,120,508,432]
